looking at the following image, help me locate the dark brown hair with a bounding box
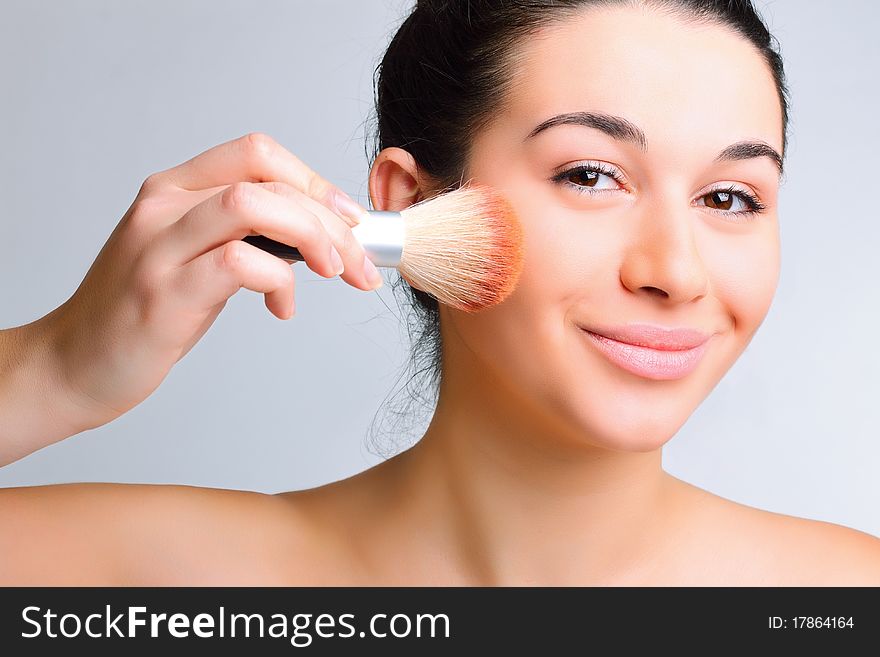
[364,0,790,456]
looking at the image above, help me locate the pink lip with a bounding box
[578,323,714,380]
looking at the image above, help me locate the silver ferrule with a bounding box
[350,210,405,268]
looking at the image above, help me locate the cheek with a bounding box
[705,226,780,338]
[441,224,574,393]
[439,159,587,404]
[447,255,567,370]
[441,203,611,422]
[507,189,611,302]
[444,184,618,364]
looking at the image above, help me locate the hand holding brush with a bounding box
[244,182,523,312]
[0,134,522,465]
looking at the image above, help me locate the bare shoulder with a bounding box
[0,482,316,585]
[755,511,880,585]
[666,477,880,585]
[273,458,408,584]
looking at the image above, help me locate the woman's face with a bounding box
[442,6,783,451]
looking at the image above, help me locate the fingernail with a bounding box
[363,254,383,289]
[334,190,367,225]
[329,245,344,276]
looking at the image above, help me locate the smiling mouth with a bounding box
[578,328,711,380]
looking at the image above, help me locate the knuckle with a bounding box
[261,180,290,198]
[138,173,164,197]
[305,172,331,204]
[305,214,327,249]
[339,224,358,255]
[242,132,276,160]
[218,240,244,272]
[135,192,168,216]
[222,181,255,212]
[126,195,166,234]
[273,181,297,197]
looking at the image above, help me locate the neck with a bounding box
[393,337,677,585]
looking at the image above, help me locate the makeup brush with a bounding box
[242,182,524,312]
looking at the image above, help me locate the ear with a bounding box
[368,147,427,212]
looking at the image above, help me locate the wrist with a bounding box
[0,311,93,465]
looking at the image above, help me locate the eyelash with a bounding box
[550,161,768,220]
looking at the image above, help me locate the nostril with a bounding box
[642,286,669,298]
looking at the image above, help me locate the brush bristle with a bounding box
[397,183,524,312]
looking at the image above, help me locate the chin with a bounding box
[570,403,685,453]
[545,362,698,453]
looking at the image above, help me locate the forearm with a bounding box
[0,314,90,467]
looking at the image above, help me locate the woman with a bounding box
[1,0,878,585]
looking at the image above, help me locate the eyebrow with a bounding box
[524,111,784,177]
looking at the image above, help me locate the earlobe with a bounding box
[368,147,425,212]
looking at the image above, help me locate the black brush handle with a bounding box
[242,235,305,262]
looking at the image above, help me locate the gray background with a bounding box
[1,0,877,538]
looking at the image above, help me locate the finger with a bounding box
[257,182,382,291]
[168,239,296,320]
[126,185,228,236]
[152,132,368,225]
[151,182,342,280]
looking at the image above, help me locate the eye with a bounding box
[697,185,767,220]
[551,161,625,196]
[551,162,768,222]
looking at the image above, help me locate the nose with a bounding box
[619,201,709,305]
